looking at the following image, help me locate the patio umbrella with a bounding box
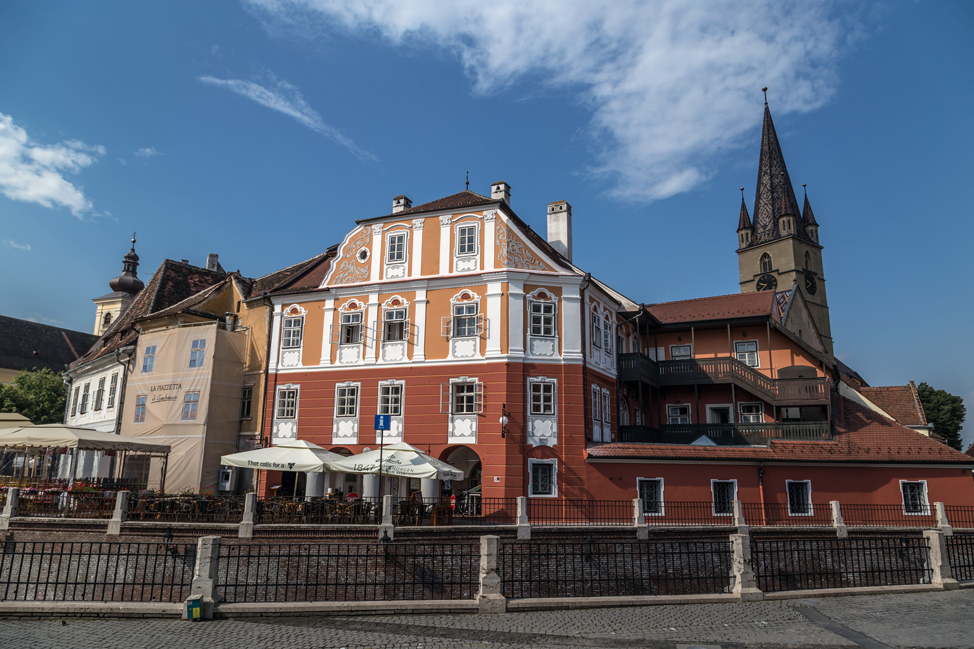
[220,439,343,474]
[327,442,464,480]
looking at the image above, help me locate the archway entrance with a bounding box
[443,446,482,496]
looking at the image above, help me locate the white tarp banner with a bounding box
[328,442,464,480]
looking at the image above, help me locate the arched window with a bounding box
[760,253,772,273]
[804,251,811,270]
[102,312,113,327]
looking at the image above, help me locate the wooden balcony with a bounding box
[617,353,830,406]
[617,422,833,446]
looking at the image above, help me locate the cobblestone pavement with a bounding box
[3,590,972,649]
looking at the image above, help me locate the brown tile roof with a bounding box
[645,292,774,324]
[587,394,971,465]
[368,190,494,219]
[860,382,928,427]
[251,252,330,296]
[0,316,99,374]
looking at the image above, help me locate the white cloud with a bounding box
[25,314,66,327]
[199,73,377,161]
[134,146,162,158]
[244,0,856,200]
[0,113,104,217]
[5,240,31,251]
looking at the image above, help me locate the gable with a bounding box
[495,219,555,271]
[781,289,826,354]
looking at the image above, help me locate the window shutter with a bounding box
[476,381,485,413]
[477,313,486,336]
[405,318,412,343]
[440,383,449,414]
[329,324,340,345]
[441,316,452,337]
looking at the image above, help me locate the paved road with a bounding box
[3,589,972,649]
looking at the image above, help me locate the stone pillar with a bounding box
[420,478,440,502]
[305,472,324,500]
[362,474,380,500]
[0,487,20,530]
[238,493,256,539]
[934,502,953,537]
[516,496,530,540]
[923,529,959,590]
[477,535,507,613]
[185,536,222,620]
[830,500,848,539]
[730,533,764,601]
[732,499,747,532]
[634,498,648,540]
[107,490,129,536]
[379,493,395,541]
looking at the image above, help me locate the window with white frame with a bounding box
[591,384,601,424]
[451,382,480,414]
[739,403,763,423]
[530,301,555,337]
[453,303,478,337]
[712,480,737,515]
[787,480,812,515]
[637,478,664,515]
[276,388,298,419]
[735,340,759,367]
[70,386,80,417]
[387,232,406,263]
[591,311,602,349]
[667,404,690,424]
[457,224,478,256]
[529,380,555,416]
[80,382,90,414]
[603,316,612,357]
[107,373,118,409]
[601,388,611,426]
[189,339,206,368]
[901,481,929,514]
[282,316,304,349]
[341,312,363,344]
[94,377,105,411]
[529,459,557,497]
[383,308,407,342]
[336,385,359,418]
[134,395,146,423]
[670,344,692,360]
[142,345,156,373]
[379,382,403,416]
[182,391,200,420]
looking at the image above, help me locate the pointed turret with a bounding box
[752,99,803,244]
[736,187,753,249]
[109,234,145,295]
[802,184,819,243]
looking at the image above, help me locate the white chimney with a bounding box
[547,201,572,262]
[206,253,221,272]
[392,195,412,213]
[491,181,511,205]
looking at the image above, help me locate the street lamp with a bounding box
[500,404,510,438]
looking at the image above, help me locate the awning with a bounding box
[0,413,32,429]
[0,425,171,453]
[221,439,344,473]
[327,442,464,480]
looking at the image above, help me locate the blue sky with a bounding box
[1,1,971,446]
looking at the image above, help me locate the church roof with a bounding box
[367,189,495,219]
[646,292,775,324]
[802,191,818,226]
[737,194,752,230]
[0,316,99,374]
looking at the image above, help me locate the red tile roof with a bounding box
[268,251,335,295]
[587,394,971,465]
[860,382,928,427]
[646,292,774,324]
[371,190,495,218]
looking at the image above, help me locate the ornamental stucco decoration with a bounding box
[332,227,373,284]
[496,222,547,271]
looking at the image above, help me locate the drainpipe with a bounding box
[258,294,276,496]
[62,372,73,424]
[580,273,592,442]
[112,348,133,484]
[757,461,767,526]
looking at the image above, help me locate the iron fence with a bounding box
[945,533,974,582]
[641,501,736,526]
[392,497,518,526]
[945,505,974,529]
[742,503,832,527]
[499,538,732,598]
[218,541,479,602]
[528,500,632,526]
[0,540,196,602]
[840,504,936,528]
[127,495,245,523]
[751,535,931,592]
[17,490,117,519]
[254,497,379,525]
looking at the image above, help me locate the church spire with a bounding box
[801,184,818,226]
[752,94,803,244]
[109,233,145,295]
[737,187,752,230]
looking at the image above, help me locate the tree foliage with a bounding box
[917,382,966,451]
[0,368,67,425]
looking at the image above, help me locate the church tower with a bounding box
[92,235,145,335]
[737,92,832,358]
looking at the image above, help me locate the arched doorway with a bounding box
[442,446,482,496]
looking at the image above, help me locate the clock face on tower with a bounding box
[756,274,777,291]
[804,271,817,295]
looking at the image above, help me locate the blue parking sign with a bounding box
[374,414,391,430]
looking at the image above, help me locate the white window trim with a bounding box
[377,379,405,417]
[528,458,558,498]
[669,344,693,361]
[666,403,691,425]
[785,480,814,516]
[276,385,300,420]
[636,477,665,516]
[738,402,764,424]
[386,229,409,265]
[705,404,735,425]
[454,221,480,257]
[335,381,361,419]
[527,377,557,417]
[591,384,602,440]
[899,479,931,515]
[601,387,611,425]
[189,338,207,369]
[711,479,738,516]
[107,373,119,410]
[734,339,760,368]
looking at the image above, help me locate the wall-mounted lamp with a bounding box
[500,403,510,438]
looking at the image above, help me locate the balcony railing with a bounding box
[617,353,830,406]
[618,422,833,446]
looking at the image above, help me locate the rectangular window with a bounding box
[457,225,477,255]
[667,404,690,425]
[787,480,812,516]
[901,481,929,514]
[452,382,477,414]
[735,340,759,367]
[107,373,118,409]
[602,388,611,425]
[453,303,478,337]
[387,232,406,263]
[383,309,407,342]
[530,302,555,337]
[182,391,200,420]
[529,381,555,416]
[341,312,363,344]
[712,480,736,515]
[378,383,403,416]
[638,478,664,515]
[591,385,601,422]
[739,403,763,423]
[591,312,602,348]
[277,388,298,419]
[603,320,612,357]
[134,395,146,423]
[70,386,80,417]
[670,344,692,360]
[529,459,557,497]
[282,317,304,349]
[79,383,90,414]
[94,377,105,411]
[240,387,253,420]
[189,339,206,368]
[336,385,358,418]
[142,345,156,373]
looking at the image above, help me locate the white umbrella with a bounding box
[220,439,343,473]
[328,442,464,480]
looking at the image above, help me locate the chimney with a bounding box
[206,253,223,272]
[491,181,511,205]
[392,195,412,214]
[547,201,572,262]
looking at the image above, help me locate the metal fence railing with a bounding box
[17,491,118,520]
[741,503,832,527]
[945,533,974,582]
[751,536,931,592]
[499,539,732,598]
[641,501,737,526]
[126,495,245,524]
[528,500,633,526]
[945,505,974,529]
[840,504,936,528]
[0,541,196,602]
[218,542,479,602]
